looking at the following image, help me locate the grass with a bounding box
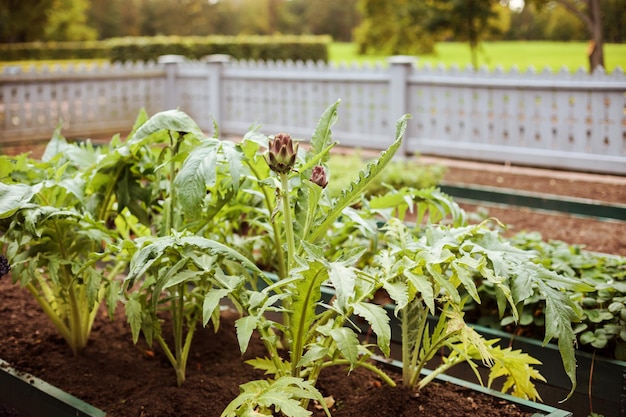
[2,41,624,74]
[329,41,626,74]
[0,59,108,73]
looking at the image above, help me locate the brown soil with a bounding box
[432,157,626,257]
[1,153,623,417]
[0,279,533,417]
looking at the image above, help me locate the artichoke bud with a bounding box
[310,165,328,188]
[265,133,298,174]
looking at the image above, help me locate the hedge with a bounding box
[0,35,331,63]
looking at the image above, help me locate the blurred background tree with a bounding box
[0,0,623,72]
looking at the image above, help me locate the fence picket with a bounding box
[1,56,624,174]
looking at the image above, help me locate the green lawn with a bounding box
[329,41,626,73]
[2,41,624,74]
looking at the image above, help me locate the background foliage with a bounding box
[1,0,624,45]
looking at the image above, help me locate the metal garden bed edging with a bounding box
[0,359,107,417]
[439,182,626,221]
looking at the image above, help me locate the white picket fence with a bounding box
[1,54,625,174]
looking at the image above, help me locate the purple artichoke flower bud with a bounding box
[0,255,9,279]
[265,133,299,174]
[310,165,328,188]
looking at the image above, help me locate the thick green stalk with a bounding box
[25,282,73,349]
[417,357,462,389]
[279,173,295,270]
[155,332,178,380]
[257,325,287,376]
[67,281,87,354]
[320,360,396,387]
[163,133,180,235]
[244,161,286,279]
[97,164,125,222]
[173,283,186,386]
[402,303,429,388]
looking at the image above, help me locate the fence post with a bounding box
[205,54,231,135]
[158,55,185,109]
[387,56,415,155]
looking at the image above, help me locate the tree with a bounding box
[44,0,97,41]
[424,0,505,68]
[288,0,360,42]
[528,0,605,72]
[88,0,143,39]
[602,0,626,43]
[354,0,436,55]
[0,0,54,42]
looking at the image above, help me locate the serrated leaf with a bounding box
[404,270,435,314]
[128,109,203,147]
[297,345,329,368]
[308,114,410,243]
[221,377,327,417]
[309,100,340,164]
[245,357,281,375]
[537,280,578,399]
[330,327,359,368]
[203,289,230,326]
[290,261,328,363]
[382,281,409,313]
[327,262,356,311]
[125,295,143,344]
[235,315,258,354]
[0,183,35,219]
[353,301,391,356]
[486,345,546,401]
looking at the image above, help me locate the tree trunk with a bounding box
[587,0,605,73]
[554,0,605,73]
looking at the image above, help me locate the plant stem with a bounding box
[97,164,124,222]
[402,302,429,388]
[244,161,286,279]
[246,161,287,278]
[163,131,184,236]
[173,283,186,386]
[320,360,396,387]
[25,282,73,349]
[279,173,295,270]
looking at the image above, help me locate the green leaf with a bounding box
[235,315,258,354]
[537,281,578,399]
[404,270,435,314]
[0,183,35,219]
[221,377,328,417]
[125,234,261,289]
[125,295,143,345]
[451,254,481,303]
[128,109,203,147]
[330,327,360,368]
[353,301,391,356]
[327,262,356,311]
[486,345,546,401]
[297,345,329,368]
[203,289,230,326]
[290,260,328,360]
[308,100,340,165]
[308,114,410,243]
[41,124,68,162]
[245,357,281,375]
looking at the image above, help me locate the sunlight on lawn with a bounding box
[329,41,626,73]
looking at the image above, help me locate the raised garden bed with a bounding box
[0,287,573,417]
[1,104,621,417]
